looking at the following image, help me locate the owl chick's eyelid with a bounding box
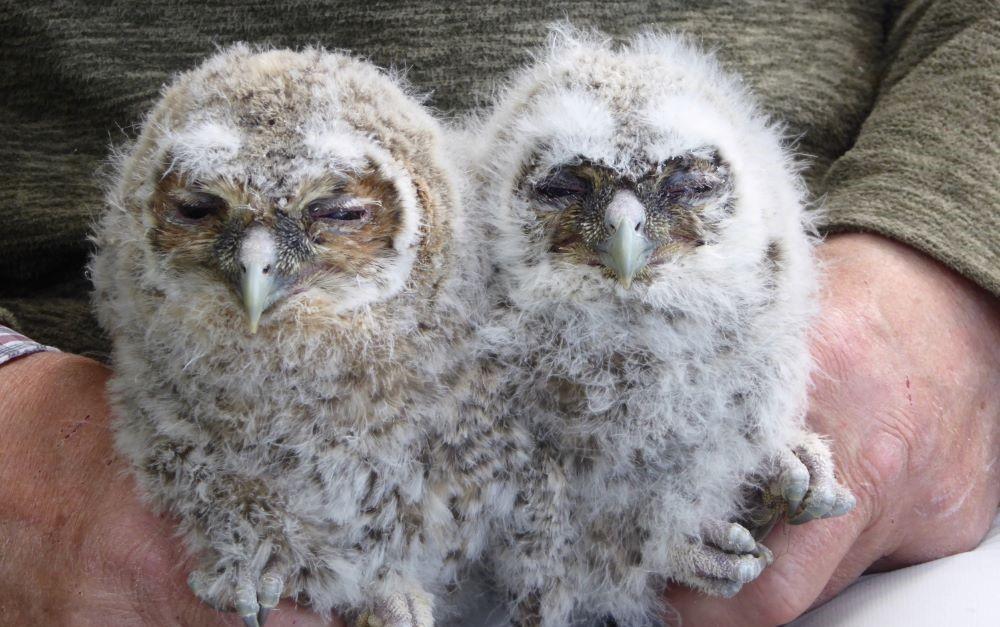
[165,189,228,223]
[655,171,720,199]
[307,194,379,223]
[527,165,604,213]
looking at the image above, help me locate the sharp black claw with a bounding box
[787,511,812,525]
[748,509,782,541]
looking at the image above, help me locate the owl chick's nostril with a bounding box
[604,216,645,234]
[238,262,269,275]
[604,190,647,236]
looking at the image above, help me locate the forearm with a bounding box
[818,0,1000,296]
[0,353,207,624]
[1,352,109,620]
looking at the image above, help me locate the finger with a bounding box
[269,600,345,627]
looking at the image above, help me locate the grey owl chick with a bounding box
[464,29,856,627]
[90,45,491,627]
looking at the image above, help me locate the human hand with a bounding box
[665,233,1000,625]
[0,351,340,626]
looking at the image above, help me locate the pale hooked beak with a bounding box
[239,227,278,334]
[598,190,652,289]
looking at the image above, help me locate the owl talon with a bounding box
[235,577,261,627]
[257,570,283,625]
[189,563,287,627]
[778,453,810,515]
[778,434,856,524]
[828,489,857,518]
[701,519,757,554]
[358,590,434,627]
[672,520,772,597]
[716,580,744,599]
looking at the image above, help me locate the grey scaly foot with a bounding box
[189,564,285,627]
[743,434,857,536]
[256,569,284,626]
[672,520,774,598]
[235,575,262,627]
[356,589,435,627]
[778,434,856,524]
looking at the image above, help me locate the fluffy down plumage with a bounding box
[89,45,514,624]
[461,27,851,626]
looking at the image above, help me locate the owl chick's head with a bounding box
[113,45,454,333]
[475,27,804,309]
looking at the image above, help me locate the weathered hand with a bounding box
[0,351,340,626]
[665,233,1000,626]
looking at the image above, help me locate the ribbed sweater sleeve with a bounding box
[819,0,999,295]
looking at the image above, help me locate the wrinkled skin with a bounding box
[666,233,1000,626]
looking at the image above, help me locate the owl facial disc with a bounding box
[598,190,652,289]
[239,226,278,334]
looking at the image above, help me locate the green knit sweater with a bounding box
[1,0,996,360]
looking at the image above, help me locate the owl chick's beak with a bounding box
[599,190,652,289]
[239,227,278,334]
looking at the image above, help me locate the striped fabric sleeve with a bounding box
[0,325,59,367]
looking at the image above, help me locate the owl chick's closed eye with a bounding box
[150,168,406,332]
[467,26,854,626]
[526,149,734,288]
[90,45,488,627]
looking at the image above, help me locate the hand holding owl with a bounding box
[0,352,336,627]
[664,233,1000,627]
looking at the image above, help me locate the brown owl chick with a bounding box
[463,28,855,626]
[90,45,487,627]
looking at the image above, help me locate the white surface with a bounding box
[791,510,1000,627]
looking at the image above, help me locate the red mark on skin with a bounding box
[62,414,92,440]
[905,377,913,405]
